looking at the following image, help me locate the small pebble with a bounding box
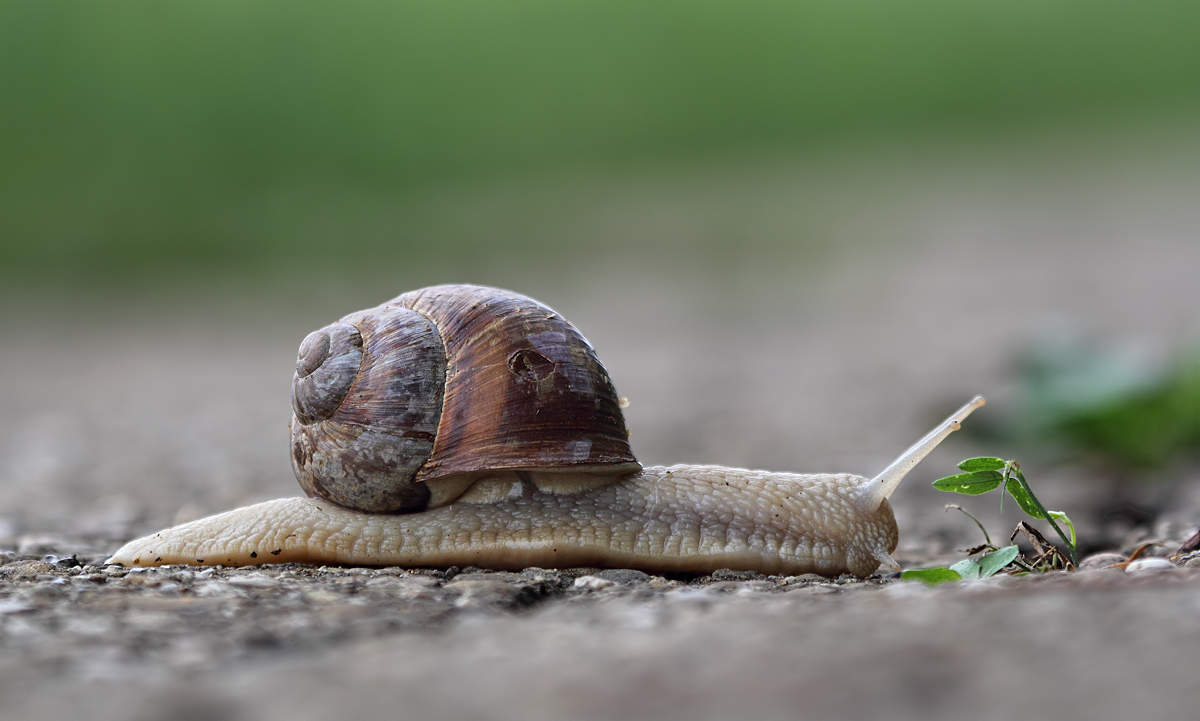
[1078,553,1127,570]
[2,561,56,579]
[778,574,824,586]
[592,569,650,585]
[573,575,616,590]
[447,578,534,608]
[709,569,763,582]
[1125,557,1177,573]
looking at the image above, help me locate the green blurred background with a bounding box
[4,0,1199,289]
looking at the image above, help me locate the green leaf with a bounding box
[932,471,1003,495]
[978,545,1020,577]
[900,568,962,586]
[949,558,981,580]
[1004,478,1044,517]
[1047,511,1076,546]
[957,457,1007,472]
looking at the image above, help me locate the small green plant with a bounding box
[901,457,1078,586]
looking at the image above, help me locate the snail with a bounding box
[108,284,984,578]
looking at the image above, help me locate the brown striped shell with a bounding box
[289,285,639,513]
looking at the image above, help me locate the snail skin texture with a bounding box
[108,285,984,578]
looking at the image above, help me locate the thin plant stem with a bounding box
[945,504,992,547]
[1009,554,1037,574]
[1009,464,1078,566]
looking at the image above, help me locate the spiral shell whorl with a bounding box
[290,306,446,513]
[292,323,364,423]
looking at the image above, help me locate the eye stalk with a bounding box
[856,396,986,512]
[291,323,364,424]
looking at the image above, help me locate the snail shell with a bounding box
[289,285,640,514]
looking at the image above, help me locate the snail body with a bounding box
[109,285,984,578]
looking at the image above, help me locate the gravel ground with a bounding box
[2,559,1200,720]
[3,149,1200,720]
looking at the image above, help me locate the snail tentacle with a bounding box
[856,396,986,513]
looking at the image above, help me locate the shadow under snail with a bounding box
[109,284,984,578]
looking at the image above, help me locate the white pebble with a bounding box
[227,576,280,589]
[1125,557,1177,573]
[573,575,615,590]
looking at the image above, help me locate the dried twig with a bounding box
[1177,528,1200,555]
